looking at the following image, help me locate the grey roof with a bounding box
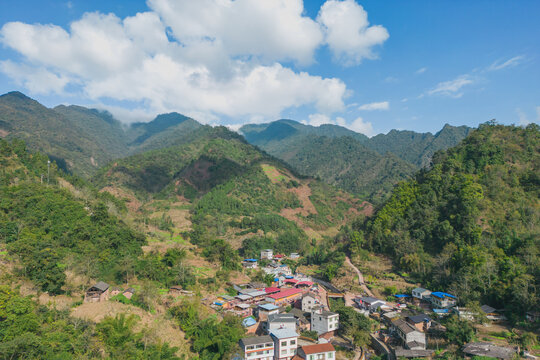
[480,305,497,314]
[89,281,109,292]
[268,313,296,323]
[393,319,418,334]
[270,328,299,339]
[123,287,135,293]
[406,341,425,349]
[288,308,308,323]
[240,335,273,347]
[407,314,431,324]
[413,287,430,293]
[394,348,434,358]
[462,342,516,360]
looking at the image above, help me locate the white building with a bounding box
[311,307,339,335]
[430,292,457,309]
[301,293,319,312]
[239,335,275,360]
[266,313,297,333]
[412,287,431,301]
[261,249,273,260]
[392,319,427,350]
[297,343,336,360]
[270,329,298,360]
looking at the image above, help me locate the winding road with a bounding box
[345,256,374,298]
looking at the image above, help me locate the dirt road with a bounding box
[345,256,374,297]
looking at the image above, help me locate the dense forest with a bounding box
[352,122,539,320]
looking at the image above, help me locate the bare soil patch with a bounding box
[0,129,9,137]
[100,186,142,212]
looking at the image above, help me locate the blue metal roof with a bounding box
[433,308,450,313]
[285,276,294,279]
[259,303,279,311]
[394,294,411,298]
[242,317,257,327]
[431,291,456,299]
[244,259,258,262]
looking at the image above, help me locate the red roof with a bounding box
[301,343,335,355]
[274,254,285,258]
[265,287,280,294]
[267,288,303,300]
[296,281,313,287]
[285,279,299,284]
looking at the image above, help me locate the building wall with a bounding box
[311,314,339,335]
[273,337,297,360]
[302,296,317,312]
[243,343,274,360]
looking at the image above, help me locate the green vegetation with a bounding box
[329,298,372,347]
[355,123,540,321]
[241,119,470,203]
[170,300,244,360]
[0,286,179,359]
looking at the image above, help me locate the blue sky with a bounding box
[0,0,538,135]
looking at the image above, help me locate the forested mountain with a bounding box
[352,122,539,319]
[240,119,471,202]
[94,125,369,257]
[0,92,203,177]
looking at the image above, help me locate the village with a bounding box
[83,248,537,360]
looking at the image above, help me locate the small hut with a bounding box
[123,288,135,300]
[85,281,110,302]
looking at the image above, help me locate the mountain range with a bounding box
[0,91,471,202]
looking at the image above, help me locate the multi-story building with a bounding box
[261,249,274,260]
[301,293,319,312]
[310,307,339,335]
[412,287,431,301]
[391,319,427,350]
[430,292,457,309]
[265,313,297,333]
[270,329,299,360]
[239,335,275,360]
[257,303,280,321]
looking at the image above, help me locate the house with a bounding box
[392,319,427,350]
[406,314,432,332]
[239,335,275,360]
[265,287,281,295]
[232,303,253,317]
[452,307,478,321]
[296,343,336,360]
[430,292,457,309]
[479,305,506,321]
[393,348,434,359]
[288,308,310,332]
[311,307,339,336]
[261,249,274,260]
[85,281,110,302]
[248,282,267,290]
[266,313,298,333]
[289,253,300,260]
[412,288,431,301]
[258,303,280,321]
[243,259,259,269]
[301,293,319,312]
[270,329,299,360]
[169,286,183,295]
[295,281,314,289]
[266,288,303,306]
[462,342,517,359]
[354,296,386,312]
[123,288,135,300]
[110,287,123,297]
[382,311,400,325]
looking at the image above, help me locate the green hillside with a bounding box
[354,122,539,319]
[240,119,470,203]
[94,126,367,257]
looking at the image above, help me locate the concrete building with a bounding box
[258,303,280,321]
[270,329,299,360]
[406,314,432,332]
[354,296,386,313]
[301,293,319,312]
[239,335,275,360]
[392,319,427,350]
[266,313,297,333]
[261,249,274,260]
[266,288,303,306]
[430,292,457,309]
[296,343,336,360]
[412,288,431,301]
[311,307,339,335]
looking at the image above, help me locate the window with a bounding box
[281,349,287,355]
[290,340,296,345]
[309,356,314,360]
[328,352,334,358]
[247,346,254,350]
[281,341,287,347]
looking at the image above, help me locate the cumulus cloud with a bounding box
[427,75,474,98]
[304,113,373,136]
[358,101,389,111]
[317,0,389,65]
[416,67,427,74]
[0,60,69,94]
[487,55,525,71]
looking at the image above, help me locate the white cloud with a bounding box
[2,1,381,122]
[0,60,69,94]
[348,116,374,136]
[317,0,389,65]
[416,67,427,74]
[517,108,530,126]
[358,101,389,111]
[428,75,474,98]
[487,55,525,71]
[305,113,373,136]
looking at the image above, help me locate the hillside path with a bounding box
[345,256,374,298]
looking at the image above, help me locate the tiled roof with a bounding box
[259,303,280,311]
[270,329,298,339]
[240,335,273,346]
[301,343,335,354]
